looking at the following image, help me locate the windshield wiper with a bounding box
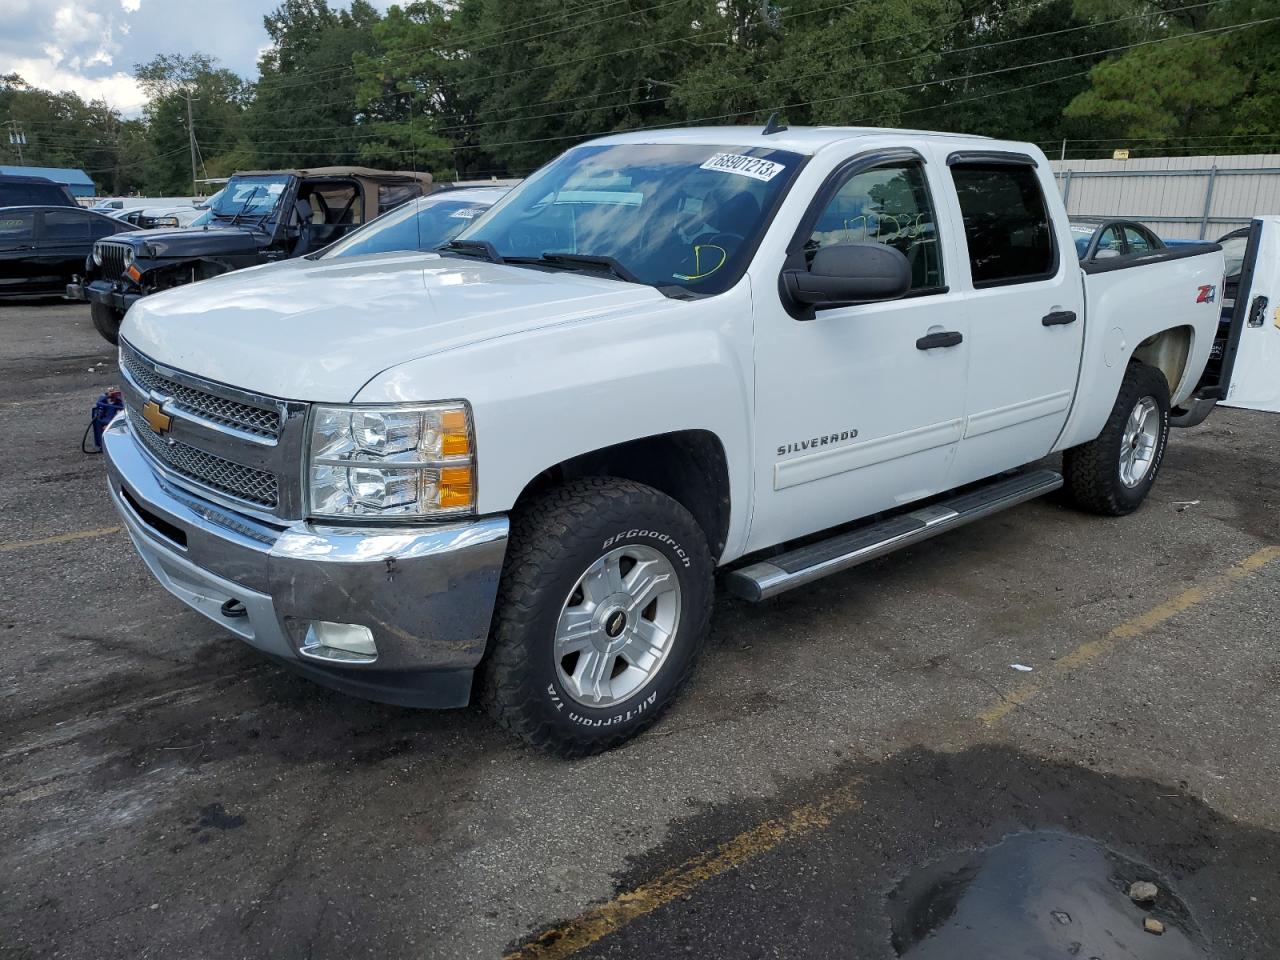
[532,252,641,284]
[499,251,642,283]
[438,238,505,263]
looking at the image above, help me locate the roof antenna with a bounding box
[761,112,787,136]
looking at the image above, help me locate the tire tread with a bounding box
[480,477,712,758]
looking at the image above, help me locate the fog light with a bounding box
[300,621,378,663]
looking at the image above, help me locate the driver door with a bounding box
[747,152,971,551]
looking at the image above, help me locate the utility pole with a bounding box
[5,118,25,164]
[184,90,200,198]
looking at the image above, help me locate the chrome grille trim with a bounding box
[118,340,308,521]
[121,344,281,439]
[128,407,279,508]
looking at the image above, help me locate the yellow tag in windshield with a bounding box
[673,244,727,282]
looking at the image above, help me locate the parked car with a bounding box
[317,185,511,260]
[0,205,134,298]
[102,127,1224,756]
[68,166,434,344]
[0,174,78,208]
[1070,218,1165,262]
[92,196,199,213]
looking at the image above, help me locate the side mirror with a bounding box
[782,242,912,309]
[1093,248,1121,260]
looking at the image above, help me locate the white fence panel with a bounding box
[1050,154,1280,240]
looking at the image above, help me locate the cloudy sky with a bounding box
[1,0,395,116]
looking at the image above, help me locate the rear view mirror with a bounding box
[782,242,911,310]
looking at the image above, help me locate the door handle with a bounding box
[1042,310,1077,326]
[916,330,963,350]
[1248,295,1269,328]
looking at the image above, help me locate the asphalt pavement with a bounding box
[2,300,1279,959]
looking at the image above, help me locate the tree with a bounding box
[135,53,250,194]
[0,73,148,194]
[246,0,385,168]
[1063,0,1279,156]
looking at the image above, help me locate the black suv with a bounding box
[0,174,79,208]
[68,166,434,344]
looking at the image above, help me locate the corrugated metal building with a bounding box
[1049,154,1280,241]
[0,165,95,198]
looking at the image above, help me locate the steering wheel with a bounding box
[701,231,745,249]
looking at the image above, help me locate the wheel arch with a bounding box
[513,429,733,562]
[1131,324,1194,402]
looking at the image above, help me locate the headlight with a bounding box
[307,402,475,519]
[154,216,179,227]
[123,246,135,267]
[92,244,103,266]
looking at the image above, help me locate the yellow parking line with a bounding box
[504,784,861,960]
[978,544,1280,725]
[0,525,123,553]
[508,544,1280,958]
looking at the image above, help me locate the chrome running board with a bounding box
[724,468,1063,602]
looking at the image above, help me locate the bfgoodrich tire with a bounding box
[90,301,125,346]
[1063,361,1171,516]
[481,477,713,757]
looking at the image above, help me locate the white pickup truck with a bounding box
[103,126,1226,756]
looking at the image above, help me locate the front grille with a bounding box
[127,406,280,509]
[99,242,128,281]
[121,347,281,439]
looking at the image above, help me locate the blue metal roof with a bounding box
[0,165,95,197]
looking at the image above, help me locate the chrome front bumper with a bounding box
[103,414,509,707]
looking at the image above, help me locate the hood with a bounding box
[121,252,668,402]
[113,225,261,259]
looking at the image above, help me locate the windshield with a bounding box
[207,175,289,221]
[452,143,804,295]
[320,193,497,260]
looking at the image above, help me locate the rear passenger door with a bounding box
[944,154,1085,486]
[35,207,94,284]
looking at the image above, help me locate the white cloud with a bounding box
[7,55,146,113]
[120,0,140,10]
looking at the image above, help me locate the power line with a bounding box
[178,0,1220,145]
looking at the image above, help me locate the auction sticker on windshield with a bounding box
[699,153,786,182]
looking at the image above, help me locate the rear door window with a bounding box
[42,209,91,241]
[951,163,1056,287]
[378,182,424,214]
[88,215,119,238]
[1123,225,1153,255]
[1095,225,1123,256]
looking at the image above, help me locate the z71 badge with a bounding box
[777,429,858,457]
[1196,284,1217,304]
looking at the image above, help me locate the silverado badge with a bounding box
[142,399,172,435]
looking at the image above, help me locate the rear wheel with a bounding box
[481,477,713,757]
[1063,361,1170,516]
[90,301,125,346]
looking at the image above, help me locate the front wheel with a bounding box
[1063,361,1171,516]
[481,478,713,757]
[90,301,125,346]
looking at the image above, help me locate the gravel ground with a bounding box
[2,300,1278,959]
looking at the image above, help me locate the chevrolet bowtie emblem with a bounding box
[142,399,172,434]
